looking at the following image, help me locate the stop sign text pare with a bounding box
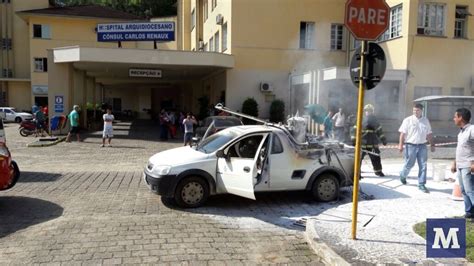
[347,7,387,25]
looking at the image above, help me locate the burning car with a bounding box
[143,105,354,208]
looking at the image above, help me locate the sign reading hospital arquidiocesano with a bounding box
[97,22,175,42]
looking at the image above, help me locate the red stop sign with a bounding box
[344,0,390,40]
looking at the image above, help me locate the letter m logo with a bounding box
[427,218,466,258]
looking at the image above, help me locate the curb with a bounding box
[27,136,66,147]
[305,218,350,266]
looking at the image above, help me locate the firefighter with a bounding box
[351,104,387,177]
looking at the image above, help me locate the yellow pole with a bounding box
[351,40,367,240]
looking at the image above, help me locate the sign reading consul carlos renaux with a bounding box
[97,22,175,42]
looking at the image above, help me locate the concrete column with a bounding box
[47,50,73,117]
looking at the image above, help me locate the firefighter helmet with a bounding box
[364,104,375,112]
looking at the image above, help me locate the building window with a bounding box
[352,38,361,50]
[212,0,217,11]
[417,3,445,36]
[209,36,214,52]
[204,42,208,51]
[191,8,196,30]
[299,22,314,49]
[222,23,227,52]
[33,24,50,39]
[414,86,442,120]
[455,6,469,38]
[2,68,12,78]
[380,4,402,41]
[330,24,344,50]
[204,0,208,21]
[214,31,220,52]
[34,58,48,72]
[1,38,12,50]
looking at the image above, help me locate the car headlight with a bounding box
[151,165,172,175]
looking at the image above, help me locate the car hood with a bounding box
[149,146,210,166]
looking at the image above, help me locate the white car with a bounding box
[0,107,33,123]
[144,124,354,208]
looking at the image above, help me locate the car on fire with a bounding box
[143,109,354,208]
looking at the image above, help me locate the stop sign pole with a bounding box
[344,0,389,240]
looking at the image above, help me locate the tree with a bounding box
[53,0,177,18]
[241,98,259,125]
[269,99,285,123]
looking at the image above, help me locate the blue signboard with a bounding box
[97,22,175,42]
[54,95,64,113]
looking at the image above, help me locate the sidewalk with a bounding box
[306,158,467,265]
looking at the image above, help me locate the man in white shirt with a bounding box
[332,108,346,142]
[451,108,474,218]
[398,103,435,193]
[101,107,114,147]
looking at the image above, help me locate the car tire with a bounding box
[174,176,209,208]
[14,117,22,123]
[312,173,339,202]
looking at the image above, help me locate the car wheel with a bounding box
[312,173,339,202]
[14,117,22,123]
[174,176,209,208]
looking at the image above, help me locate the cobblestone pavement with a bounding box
[1,121,323,265]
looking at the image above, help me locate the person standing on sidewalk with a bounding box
[66,105,81,143]
[398,103,435,193]
[101,107,114,147]
[351,104,387,177]
[332,107,346,142]
[322,110,334,138]
[183,113,197,146]
[451,108,474,218]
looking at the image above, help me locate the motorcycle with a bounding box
[19,119,47,137]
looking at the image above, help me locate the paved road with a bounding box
[1,121,323,265]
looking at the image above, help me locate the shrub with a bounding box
[269,99,285,123]
[241,98,259,125]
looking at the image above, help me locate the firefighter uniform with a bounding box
[351,104,387,177]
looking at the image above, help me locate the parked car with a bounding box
[143,124,354,208]
[0,119,20,191]
[0,107,33,123]
[194,116,243,141]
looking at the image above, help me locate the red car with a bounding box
[0,119,20,191]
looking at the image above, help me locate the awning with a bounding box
[51,46,234,85]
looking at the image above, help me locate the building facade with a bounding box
[0,0,472,141]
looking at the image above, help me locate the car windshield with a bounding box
[197,129,239,154]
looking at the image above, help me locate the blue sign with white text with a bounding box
[97,22,175,42]
[426,218,466,258]
[54,96,64,113]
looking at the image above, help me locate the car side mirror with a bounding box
[216,150,225,158]
[192,137,201,144]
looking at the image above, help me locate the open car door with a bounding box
[216,133,268,200]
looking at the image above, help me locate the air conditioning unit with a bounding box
[216,14,224,25]
[260,82,273,92]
